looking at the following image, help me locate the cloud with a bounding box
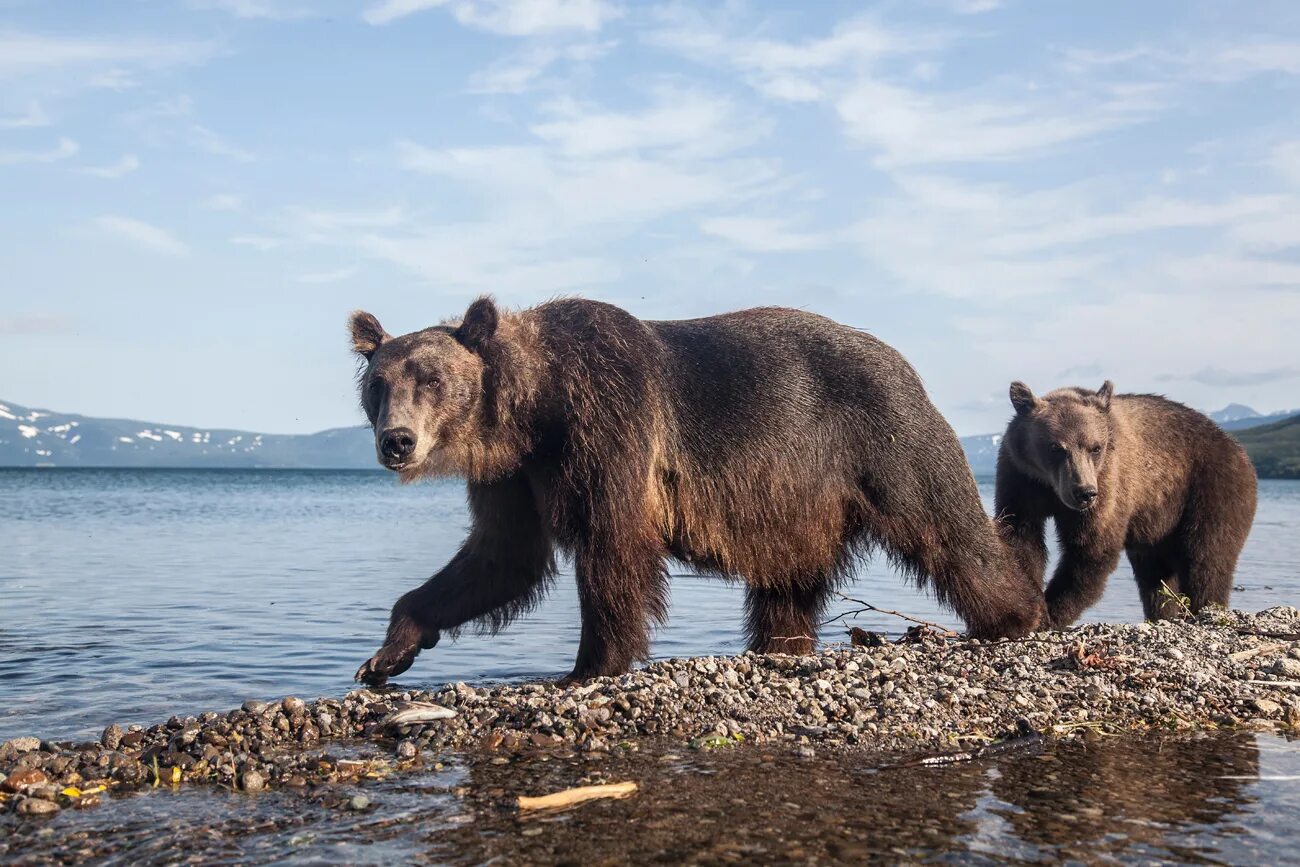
[1270,141,1300,188]
[203,193,244,211]
[700,216,827,252]
[125,97,254,162]
[1160,366,1300,388]
[467,41,613,93]
[188,0,319,19]
[77,154,140,179]
[1062,39,1300,84]
[835,80,1159,166]
[92,216,190,256]
[847,172,1300,299]
[0,137,78,166]
[529,88,765,157]
[942,0,1001,12]
[295,267,360,284]
[0,31,218,79]
[0,314,73,335]
[0,101,49,129]
[364,0,619,34]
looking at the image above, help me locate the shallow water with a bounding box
[2,731,1297,865]
[2,468,1298,742]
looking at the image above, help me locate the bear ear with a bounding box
[1096,380,1115,411]
[1009,381,1038,416]
[349,311,389,361]
[455,296,499,352]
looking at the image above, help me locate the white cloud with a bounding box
[0,137,78,166]
[700,216,827,252]
[0,101,49,129]
[1270,141,1300,188]
[836,80,1159,166]
[0,31,218,79]
[467,40,612,93]
[189,0,319,19]
[126,97,254,162]
[848,172,1300,299]
[529,88,764,157]
[77,154,140,179]
[364,0,619,34]
[92,215,190,256]
[295,266,360,284]
[203,193,244,211]
[1062,40,1300,84]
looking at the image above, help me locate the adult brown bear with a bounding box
[350,297,1045,684]
[995,380,1257,626]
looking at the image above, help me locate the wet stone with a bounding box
[101,725,123,751]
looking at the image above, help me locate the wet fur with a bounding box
[996,383,1258,626]
[353,298,1046,683]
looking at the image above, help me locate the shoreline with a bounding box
[3,607,1299,817]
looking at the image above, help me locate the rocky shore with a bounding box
[3,607,1299,817]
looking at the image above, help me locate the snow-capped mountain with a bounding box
[0,399,375,468]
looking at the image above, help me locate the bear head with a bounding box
[348,297,500,482]
[1005,380,1115,512]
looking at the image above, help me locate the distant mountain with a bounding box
[0,399,376,469]
[1209,403,1260,424]
[1232,415,1300,480]
[962,404,1300,478]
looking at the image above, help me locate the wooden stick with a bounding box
[1228,643,1287,663]
[822,593,959,637]
[517,781,638,811]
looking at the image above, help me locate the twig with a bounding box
[822,593,959,638]
[517,781,638,811]
[1244,680,1300,688]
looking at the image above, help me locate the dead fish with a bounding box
[381,701,458,728]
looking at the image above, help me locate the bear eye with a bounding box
[1050,443,1067,455]
[1089,444,1103,456]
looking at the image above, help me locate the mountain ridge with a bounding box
[3,398,1296,477]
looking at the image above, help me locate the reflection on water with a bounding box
[2,469,1299,743]
[2,732,1296,865]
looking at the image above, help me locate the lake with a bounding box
[2,468,1297,743]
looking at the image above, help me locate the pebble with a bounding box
[349,795,371,811]
[17,798,60,816]
[2,607,1298,817]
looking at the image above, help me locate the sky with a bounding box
[1,0,1298,436]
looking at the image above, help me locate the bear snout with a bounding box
[379,427,417,466]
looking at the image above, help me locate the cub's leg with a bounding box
[355,476,555,686]
[1045,537,1123,627]
[1127,545,1186,621]
[744,577,834,656]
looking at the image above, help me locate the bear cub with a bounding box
[995,380,1257,626]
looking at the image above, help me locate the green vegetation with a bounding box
[1233,415,1300,479]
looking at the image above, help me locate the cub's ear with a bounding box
[1009,381,1038,415]
[455,296,499,352]
[1096,380,1115,411]
[349,311,389,361]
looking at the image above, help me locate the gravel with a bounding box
[2,606,1298,816]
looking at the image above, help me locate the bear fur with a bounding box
[350,297,1046,684]
[995,380,1257,626]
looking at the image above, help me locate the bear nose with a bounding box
[1075,486,1098,505]
[380,427,416,462]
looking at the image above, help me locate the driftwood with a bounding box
[1228,643,1289,663]
[517,781,638,811]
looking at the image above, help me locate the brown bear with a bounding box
[995,380,1257,626]
[349,297,1045,685]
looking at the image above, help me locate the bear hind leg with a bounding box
[744,577,833,656]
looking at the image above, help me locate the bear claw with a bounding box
[354,644,417,686]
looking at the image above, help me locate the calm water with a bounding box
[1,469,1298,742]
